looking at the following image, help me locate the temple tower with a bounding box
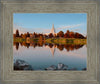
[50,24,56,35]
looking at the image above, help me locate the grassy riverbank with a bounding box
[45,38,86,45]
[14,37,87,45]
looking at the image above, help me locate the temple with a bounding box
[50,24,56,35]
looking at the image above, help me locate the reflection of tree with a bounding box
[26,43,30,48]
[37,42,43,47]
[44,43,48,47]
[13,42,16,46]
[64,44,84,51]
[37,36,44,47]
[22,42,27,47]
[57,44,64,51]
[48,43,53,48]
[74,44,84,50]
[30,43,37,48]
[20,42,23,46]
[14,42,84,52]
[15,29,19,37]
[15,42,19,50]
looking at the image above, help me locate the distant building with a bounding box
[44,24,56,35]
[50,24,56,35]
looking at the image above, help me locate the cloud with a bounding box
[72,28,81,31]
[71,28,87,37]
[13,23,51,34]
[57,24,82,30]
[56,23,87,36]
[13,24,36,34]
[43,29,51,33]
[13,24,26,34]
[81,32,87,37]
[13,23,86,36]
[33,28,51,34]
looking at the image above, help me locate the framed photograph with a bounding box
[0,0,100,84]
[13,13,87,71]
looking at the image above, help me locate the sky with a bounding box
[13,13,87,36]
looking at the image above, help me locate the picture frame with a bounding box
[0,0,100,84]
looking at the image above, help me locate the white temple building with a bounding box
[50,24,56,35]
[45,24,56,35]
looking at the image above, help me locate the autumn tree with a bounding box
[20,33,23,38]
[26,32,30,37]
[44,34,48,38]
[78,34,85,39]
[13,34,16,38]
[74,32,85,39]
[67,30,70,34]
[65,30,70,38]
[57,31,64,37]
[33,32,36,38]
[48,33,53,38]
[34,33,38,38]
[69,31,74,38]
[74,32,79,38]
[85,36,87,39]
[64,30,69,38]
[22,33,27,39]
[64,33,68,38]
[39,35,43,41]
[15,29,19,37]
[38,33,43,37]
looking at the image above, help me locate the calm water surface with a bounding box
[13,42,87,70]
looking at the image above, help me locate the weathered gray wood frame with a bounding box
[0,0,100,84]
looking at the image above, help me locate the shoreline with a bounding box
[14,37,87,45]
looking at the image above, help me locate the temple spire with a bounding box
[50,24,55,35]
[53,24,54,29]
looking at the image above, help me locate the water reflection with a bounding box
[13,41,87,70]
[13,42,84,56]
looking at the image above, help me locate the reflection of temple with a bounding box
[49,46,55,56]
[14,42,85,56]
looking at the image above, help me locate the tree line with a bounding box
[13,29,86,39]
